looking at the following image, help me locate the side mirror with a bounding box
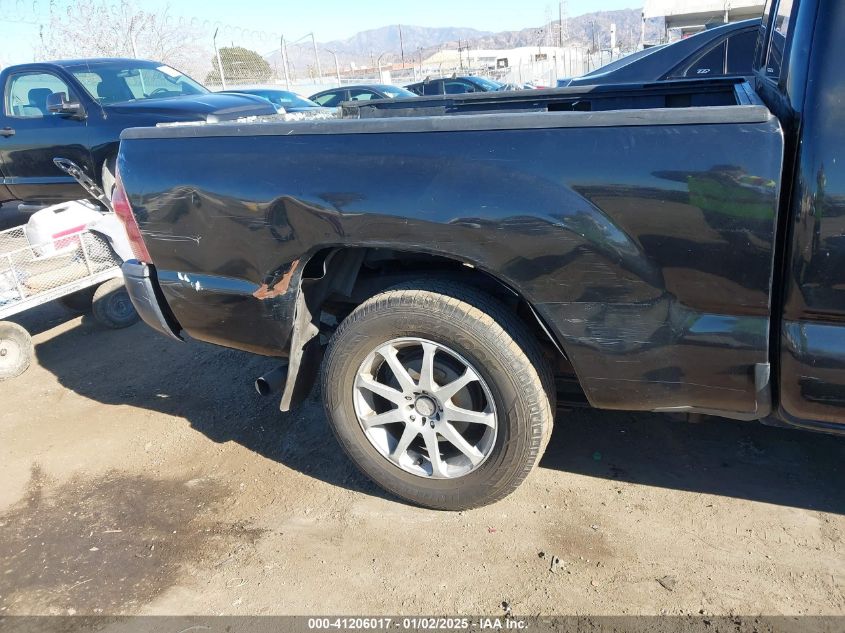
[46,92,84,118]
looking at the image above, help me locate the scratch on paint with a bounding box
[142,230,202,245]
[253,259,300,300]
[176,272,203,292]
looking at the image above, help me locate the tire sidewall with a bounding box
[92,279,139,329]
[323,295,539,508]
[0,322,33,380]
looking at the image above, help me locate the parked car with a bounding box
[559,18,761,87]
[0,58,276,205]
[116,0,842,510]
[219,88,323,113]
[309,85,416,107]
[405,75,507,96]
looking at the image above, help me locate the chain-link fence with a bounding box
[2,0,642,97]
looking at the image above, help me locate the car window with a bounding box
[445,80,474,94]
[6,72,73,117]
[405,83,424,96]
[726,29,758,74]
[765,0,794,80]
[685,40,727,77]
[422,81,443,96]
[71,64,206,104]
[349,89,380,101]
[313,91,345,107]
[755,0,776,69]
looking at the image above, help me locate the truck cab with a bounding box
[0,59,276,205]
[761,0,845,430]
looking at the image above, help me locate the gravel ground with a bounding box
[0,302,843,617]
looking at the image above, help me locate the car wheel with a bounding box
[0,321,33,380]
[92,279,139,329]
[58,287,95,313]
[321,281,554,510]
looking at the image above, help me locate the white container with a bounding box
[25,200,103,257]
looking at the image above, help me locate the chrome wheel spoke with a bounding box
[378,344,416,393]
[418,342,438,392]
[357,375,407,406]
[436,368,479,403]
[423,429,447,478]
[390,423,419,461]
[444,403,495,427]
[361,408,404,429]
[438,422,485,465]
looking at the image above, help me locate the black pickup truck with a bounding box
[116,0,843,510]
[0,59,274,204]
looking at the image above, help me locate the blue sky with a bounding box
[0,0,641,66]
[178,0,642,40]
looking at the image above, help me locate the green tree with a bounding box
[206,46,274,85]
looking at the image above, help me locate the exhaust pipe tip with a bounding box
[255,365,288,397]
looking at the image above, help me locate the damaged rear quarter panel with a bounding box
[117,116,784,416]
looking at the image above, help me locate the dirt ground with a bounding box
[0,302,843,618]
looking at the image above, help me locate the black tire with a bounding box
[101,155,117,201]
[0,321,33,380]
[321,281,554,510]
[91,278,139,329]
[58,287,95,313]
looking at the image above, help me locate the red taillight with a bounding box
[112,169,152,263]
[52,225,86,250]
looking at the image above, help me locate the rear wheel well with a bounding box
[283,247,585,410]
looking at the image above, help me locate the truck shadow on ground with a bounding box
[27,304,845,514]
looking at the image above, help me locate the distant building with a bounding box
[421,46,598,82]
[644,0,765,36]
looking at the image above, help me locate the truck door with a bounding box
[0,70,91,203]
[776,0,845,429]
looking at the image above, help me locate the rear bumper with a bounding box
[121,260,182,341]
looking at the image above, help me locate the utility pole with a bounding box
[311,32,322,80]
[213,28,226,89]
[558,2,563,48]
[280,35,290,90]
[641,11,646,47]
[398,24,405,68]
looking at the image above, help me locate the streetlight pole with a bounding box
[325,48,341,85]
[213,28,227,89]
[280,35,291,90]
[377,52,388,79]
[398,24,405,68]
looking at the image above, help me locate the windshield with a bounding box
[72,63,208,105]
[377,86,416,99]
[272,92,318,108]
[583,45,665,77]
[470,76,504,91]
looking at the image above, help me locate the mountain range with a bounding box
[266,8,665,73]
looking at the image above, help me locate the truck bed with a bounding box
[341,78,760,119]
[119,76,783,420]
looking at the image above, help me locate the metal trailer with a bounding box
[0,159,138,379]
